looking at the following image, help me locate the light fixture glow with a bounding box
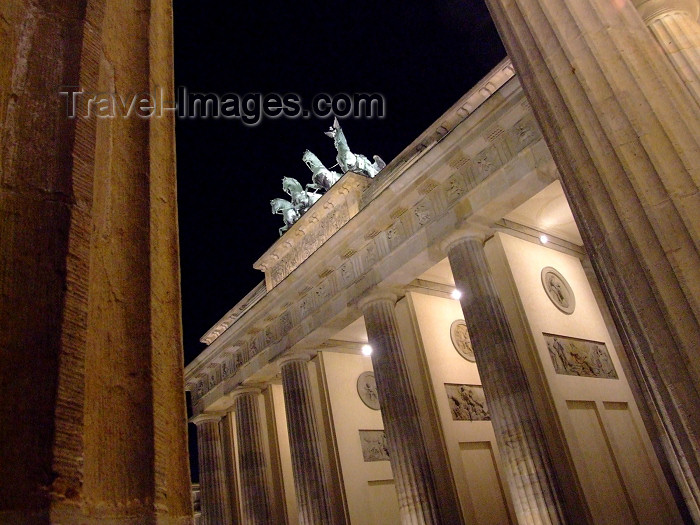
[539,234,549,244]
[451,289,462,300]
[361,344,373,356]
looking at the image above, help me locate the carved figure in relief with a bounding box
[445,383,490,421]
[359,430,390,462]
[545,334,618,379]
[512,119,535,144]
[325,117,386,178]
[568,344,595,376]
[541,267,576,314]
[459,386,489,420]
[447,176,463,198]
[549,337,570,372]
[357,371,380,410]
[414,205,431,225]
[476,154,494,175]
[450,320,476,362]
[545,274,569,308]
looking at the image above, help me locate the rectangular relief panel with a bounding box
[358,430,390,462]
[445,384,491,421]
[459,441,512,525]
[566,401,635,524]
[544,333,617,379]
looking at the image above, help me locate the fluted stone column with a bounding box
[634,0,700,107]
[360,293,442,525]
[279,355,336,525]
[483,0,700,518]
[447,236,566,524]
[232,388,273,525]
[0,1,192,522]
[193,414,234,525]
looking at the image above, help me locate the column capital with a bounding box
[190,412,225,425]
[441,227,490,254]
[277,352,312,368]
[357,288,402,311]
[632,0,699,22]
[228,385,263,401]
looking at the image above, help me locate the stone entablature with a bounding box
[362,60,516,205]
[201,281,267,345]
[185,62,552,412]
[254,172,372,291]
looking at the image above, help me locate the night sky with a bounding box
[173,1,506,366]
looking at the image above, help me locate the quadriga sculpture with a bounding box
[271,120,386,235]
[283,176,321,212]
[325,117,386,178]
[303,149,342,191]
[270,176,322,236]
[270,198,300,236]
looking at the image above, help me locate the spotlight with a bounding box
[539,234,549,244]
[361,344,373,356]
[451,289,462,300]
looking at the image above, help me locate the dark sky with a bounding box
[173,1,506,367]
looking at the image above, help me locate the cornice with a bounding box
[200,281,267,345]
[190,412,225,425]
[361,58,516,205]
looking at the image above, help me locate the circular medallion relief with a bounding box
[356,371,380,410]
[450,320,475,362]
[541,266,575,315]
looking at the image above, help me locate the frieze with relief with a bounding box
[264,326,275,347]
[280,312,293,334]
[445,383,490,421]
[414,203,433,226]
[446,173,467,202]
[359,430,390,462]
[475,146,499,178]
[386,219,407,250]
[256,176,368,290]
[339,261,356,286]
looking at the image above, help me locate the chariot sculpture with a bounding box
[271,118,385,235]
[303,149,342,192]
[270,176,321,235]
[325,117,386,178]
